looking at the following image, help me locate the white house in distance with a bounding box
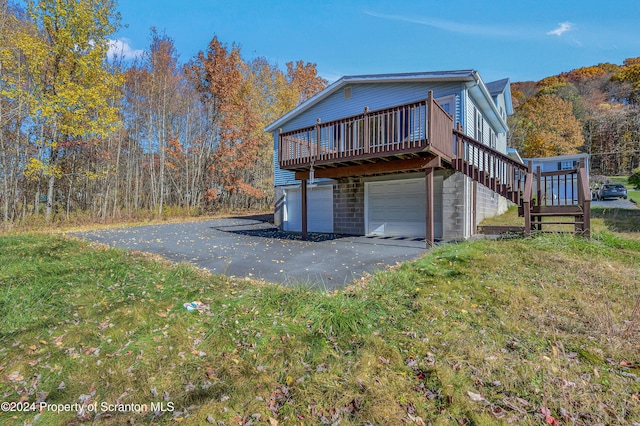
[265,70,518,243]
[523,153,590,205]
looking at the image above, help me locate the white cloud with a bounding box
[364,10,514,37]
[547,22,573,36]
[108,38,144,60]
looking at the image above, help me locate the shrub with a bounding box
[629,168,640,189]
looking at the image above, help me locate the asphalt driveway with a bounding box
[73,217,426,290]
[591,198,638,209]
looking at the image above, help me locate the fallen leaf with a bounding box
[489,405,506,419]
[8,371,24,382]
[468,391,485,402]
[540,407,559,425]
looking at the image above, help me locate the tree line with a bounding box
[3,1,639,227]
[0,0,326,225]
[509,60,640,176]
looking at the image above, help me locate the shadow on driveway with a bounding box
[73,218,426,290]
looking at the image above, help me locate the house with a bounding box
[265,70,520,244]
[523,153,590,206]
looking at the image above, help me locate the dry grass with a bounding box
[0,231,639,425]
[0,209,272,235]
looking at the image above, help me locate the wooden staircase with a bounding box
[451,128,591,237]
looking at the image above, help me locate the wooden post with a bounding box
[535,165,542,230]
[524,160,534,237]
[577,158,591,237]
[278,128,283,165]
[315,118,321,161]
[425,167,434,248]
[583,199,591,237]
[363,106,369,153]
[427,91,433,146]
[301,179,308,241]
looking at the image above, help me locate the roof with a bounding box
[523,153,590,163]
[485,78,513,116]
[265,70,486,132]
[486,78,509,95]
[506,147,524,164]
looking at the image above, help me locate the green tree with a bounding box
[629,168,640,189]
[15,0,123,222]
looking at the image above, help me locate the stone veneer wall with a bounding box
[333,177,365,235]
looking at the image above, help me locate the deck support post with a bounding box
[523,160,534,237]
[425,167,434,248]
[301,178,308,241]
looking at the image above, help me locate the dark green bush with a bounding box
[629,168,640,189]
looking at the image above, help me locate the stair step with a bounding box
[530,211,583,217]
[478,225,525,235]
[531,221,584,225]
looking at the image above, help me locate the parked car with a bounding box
[597,184,628,200]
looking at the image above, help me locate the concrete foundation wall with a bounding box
[333,178,365,235]
[442,172,468,240]
[475,183,510,225]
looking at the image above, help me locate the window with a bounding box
[489,130,496,149]
[344,87,352,100]
[559,160,576,170]
[436,94,456,116]
[475,108,484,143]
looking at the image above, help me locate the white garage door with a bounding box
[284,185,333,233]
[365,177,442,238]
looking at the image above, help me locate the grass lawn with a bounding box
[1,231,639,425]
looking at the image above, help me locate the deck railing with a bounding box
[528,159,590,209]
[279,92,453,169]
[453,128,528,202]
[522,158,591,236]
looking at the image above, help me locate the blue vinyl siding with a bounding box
[273,140,296,186]
[280,82,464,133]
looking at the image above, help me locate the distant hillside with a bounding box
[509,58,640,175]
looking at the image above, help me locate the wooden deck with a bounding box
[277,93,591,244]
[278,92,453,175]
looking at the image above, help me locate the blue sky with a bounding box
[110,0,640,84]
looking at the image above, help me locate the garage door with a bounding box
[365,177,442,238]
[284,185,333,233]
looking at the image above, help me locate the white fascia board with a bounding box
[466,72,509,134]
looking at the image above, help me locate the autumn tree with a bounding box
[13,0,122,222]
[536,77,586,120]
[612,57,640,105]
[509,94,584,158]
[276,60,328,113]
[0,2,33,222]
[584,103,640,175]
